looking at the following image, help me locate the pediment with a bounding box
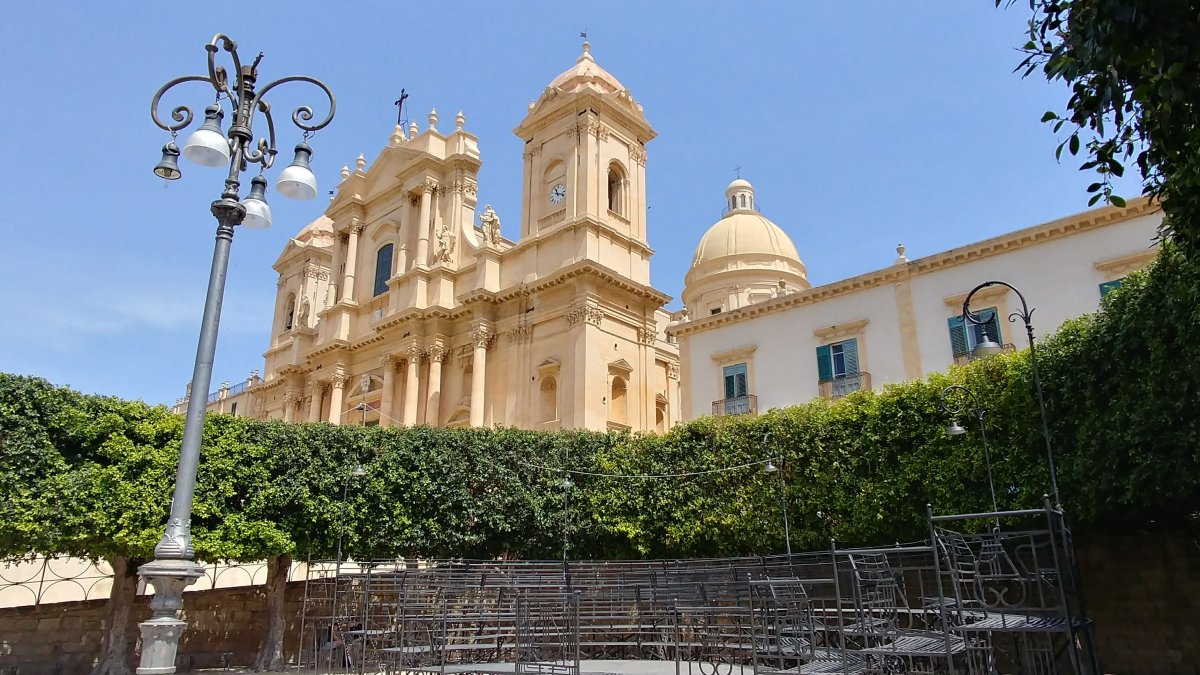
[608,358,633,375]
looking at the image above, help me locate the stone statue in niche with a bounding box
[479,204,501,244]
[434,222,457,263]
[297,298,311,326]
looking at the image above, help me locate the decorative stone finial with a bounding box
[428,108,439,131]
[340,164,350,180]
[895,244,909,264]
[455,110,466,131]
[391,124,407,145]
[356,154,366,172]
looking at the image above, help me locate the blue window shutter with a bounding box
[723,363,747,398]
[842,339,859,375]
[816,345,833,381]
[374,244,394,297]
[1099,279,1123,297]
[948,316,968,357]
[979,307,1002,344]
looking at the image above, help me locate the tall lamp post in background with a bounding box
[941,384,1000,527]
[761,433,792,557]
[143,34,334,674]
[962,281,1061,507]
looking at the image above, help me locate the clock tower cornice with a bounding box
[514,89,654,142]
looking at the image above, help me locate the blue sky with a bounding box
[0,2,1140,406]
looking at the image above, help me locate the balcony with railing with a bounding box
[712,394,757,417]
[818,372,872,399]
[953,343,1017,365]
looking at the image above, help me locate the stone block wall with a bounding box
[1077,532,1200,675]
[0,583,308,675]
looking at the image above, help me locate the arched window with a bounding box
[374,243,394,297]
[540,376,558,422]
[731,196,737,211]
[739,194,747,208]
[609,376,628,426]
[607,163,626,215]
[283,294,296,331]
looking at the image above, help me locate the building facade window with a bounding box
[948,306,1001,359]
[540,376,558,422]
[283,294,296,331]
[607,163,626,214]
[609,377,628,426]
[374,243,394,297]
[230,402,238,417]
[816,338,866,397]
[1099,279,1123,297]
[720,363,751,415]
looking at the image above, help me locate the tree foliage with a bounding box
[3,247,1197,564]
[1011,0,1200,253]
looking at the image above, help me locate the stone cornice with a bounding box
[669,197,1158,338]
[711,345,757,364]
[1094,249,1157,277]
[813,319,869,341]
[943,285,1009,308]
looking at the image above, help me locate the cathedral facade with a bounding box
[191,43,681,432]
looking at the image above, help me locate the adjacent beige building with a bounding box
[179,42,680,432]
[670,182,1161,419]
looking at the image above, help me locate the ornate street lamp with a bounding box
[940,384,1000,526]
[143,34,334,674]
[762,433,792,556]
[961,280,1060,507]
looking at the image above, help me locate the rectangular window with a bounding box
[1099,279,1123,297]
[723,363,748,399]
[229,402,237,417]
[816,338,859,381]
[948,307,1001,357]
[374,244,394,297]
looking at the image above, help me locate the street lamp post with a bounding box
[961,280,1060,506]
[761,433,792,557]
[142,34,334,675]
[940,384,1000,527]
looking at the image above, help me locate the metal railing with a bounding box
[818,372,872,398]
[712,394,757,417]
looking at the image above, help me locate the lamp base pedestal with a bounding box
[135,559,205,675]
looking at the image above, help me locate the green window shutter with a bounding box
[816,345,833,381]
[979,307,1002,344]
[723,363,747,398]
[842,339,859,375]
[1099,279,1123,297]
[948,316,968,357]
[374,244,394,297]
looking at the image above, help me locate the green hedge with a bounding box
[1,248,1197,564]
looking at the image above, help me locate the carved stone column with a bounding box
[402,346,423,426]
[135,559,204,675]
[307,380,323,423]
[469,323,492,427]
[340,220,363,303]
[415,183,435,268]
[380,355,398,427]
[425,344,447,427]
[327,370,348,424]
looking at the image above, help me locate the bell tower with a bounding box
[514,40,656,284]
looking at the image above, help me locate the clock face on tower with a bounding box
[550,183,566,205]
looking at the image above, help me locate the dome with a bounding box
[548,42,625,94]
[692,212,802,265]
[693,180,802,265]
[682,179,810,318]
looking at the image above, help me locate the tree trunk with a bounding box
[253,554,293,672]
[90,555,138,675]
